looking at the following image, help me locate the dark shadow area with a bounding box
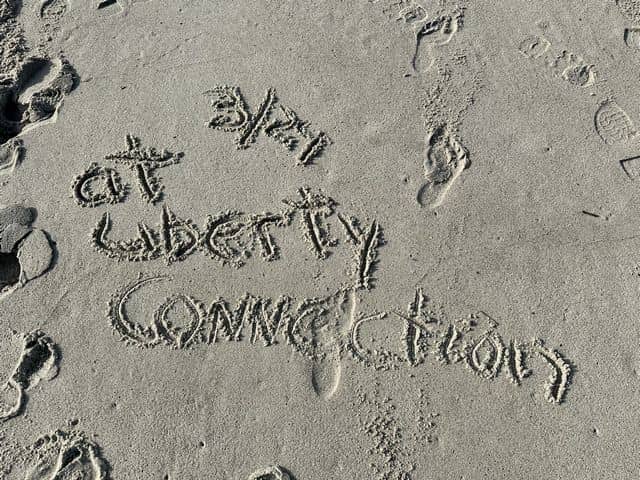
[0,0,23,21]
[0,56,78,147]
[0,251,20,290]
[97,0,117,9]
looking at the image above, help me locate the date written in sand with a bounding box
[205,85,331,166]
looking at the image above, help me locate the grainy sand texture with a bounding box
[1,0,639,478]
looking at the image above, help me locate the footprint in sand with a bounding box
[594,100,637,145]
[416,125,469,209]
[22,429,109,480]
[411,11,464,73]
[376,1,464,74]
[0,330,59,421]
[298,289,358,401]
[0,55,78,148]
[39,0,68,31]
[38,0,69,47]
[1,0,78,163]
[519,35,595,89]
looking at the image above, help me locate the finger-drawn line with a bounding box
[108,273,168,347]
[236,88,277,149]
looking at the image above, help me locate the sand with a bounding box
[0,0,639,478]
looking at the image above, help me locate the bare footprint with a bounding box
[416,125,469,209]
[24,429,109,480]
[11,330,59,389]
[310,357,341,401]
[0,330,59,421]
[411,9,464,73]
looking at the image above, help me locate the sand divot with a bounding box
[248,466,292,480]
[0,205,36,294]
[17,229,55,283]
[0,205,55,297]
[624,27,640,48]
[0,222,32,253]
[97,0,123,15]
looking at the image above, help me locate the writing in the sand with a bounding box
[71,133,382,287]
[109,274,573,405]
[204,85,331,166]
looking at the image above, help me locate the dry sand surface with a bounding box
[0,0,639,478]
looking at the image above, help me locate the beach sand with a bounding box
[1,0,639,478]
